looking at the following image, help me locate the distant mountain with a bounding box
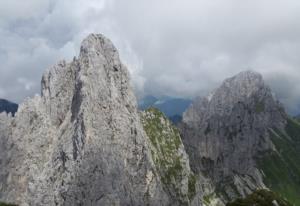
[294,114,300,121]
[138,95,158,110]
[138,95,192,124]
[181,71,300,205]
[168,114,183,125]
[0,99,18,116]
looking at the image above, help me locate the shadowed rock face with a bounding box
[0,34,172,206]
[180,71,288,201]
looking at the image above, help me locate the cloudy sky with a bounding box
[1,0,300,114]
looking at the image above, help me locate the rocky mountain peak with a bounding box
[223,70,264,90]
[40,33,134,127]
[183,70,284,127]
[181,71,288,201]
[220,70,265,98]
[208,70,264,99]
[0,34,173,206]
[1,33,298,205]
[79,34,120,64]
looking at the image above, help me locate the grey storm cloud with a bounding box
[1,0,300,114]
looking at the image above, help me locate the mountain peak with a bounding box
[181,70,289,201]
[222,70,263,93]
[0,34,172,205]
[79,33,120,68]
[222,70,264,97]
[183,71,275,124]
[229,70,263,81]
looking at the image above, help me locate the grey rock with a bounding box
[0,34,172,206]
[180,71,287,201]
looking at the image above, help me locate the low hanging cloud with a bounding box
[1,0,300,114]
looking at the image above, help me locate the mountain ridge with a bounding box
[180,70,298,205]
[0,34,298,206]
[0,34,173,205]
[0,99,18,116]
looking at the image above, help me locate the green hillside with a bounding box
[141,108,196,204]
[0,202,17,206]
[227,189,292,206]
[257,118,300,205]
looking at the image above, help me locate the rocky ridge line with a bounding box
[0,34,174,206]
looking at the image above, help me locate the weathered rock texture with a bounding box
[180,71,292,202]
[0,34,174,206]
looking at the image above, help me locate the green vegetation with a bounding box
[293,116,300,123]
[142,108,181,151]
[0,202,17,206]
[285,118,300,142]
[141,108,195,204]
[255,101,265,113]
[257,118,300,205]
[188,174,197,200]
[161,156,183,185]
[203,193,215,205]
[227,189,292,206]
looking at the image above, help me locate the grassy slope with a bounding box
[141,108,196,204]
[0,203,17,206]
[257,118,300,205]
[226,189,292,206]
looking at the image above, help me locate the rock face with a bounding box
[180,71,289,201]
[0,34,173,206]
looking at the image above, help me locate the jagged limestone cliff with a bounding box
[180,71,300,205]
[0,34,175,206]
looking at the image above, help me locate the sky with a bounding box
[1,0,300,114]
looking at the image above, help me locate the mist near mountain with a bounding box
[138,96,192,124]
[1,0,300,115]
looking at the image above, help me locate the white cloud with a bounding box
[0,0,300,114]
[17,78,35,91]
[0,1,50,24]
